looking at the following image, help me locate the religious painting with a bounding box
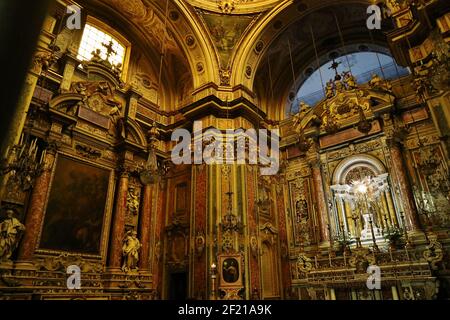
[39,155,111,255]
[201,12,255,67]
[219,254,243,288]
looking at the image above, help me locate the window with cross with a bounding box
[77,23,126,67]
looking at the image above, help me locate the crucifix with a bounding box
[329,58,342,80]
[102,40,117,62]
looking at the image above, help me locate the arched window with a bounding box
[292,51,409,113]
[77,17,130,76]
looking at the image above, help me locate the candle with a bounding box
[343,251,347,266]
[40,150,46,165]
[315,255,318,268]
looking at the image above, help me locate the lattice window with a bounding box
[77,23,126,66]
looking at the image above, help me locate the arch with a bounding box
[233,0,385,120]
[125,118,148,148]
[80,0,216,110]
[333,154,386,185]
[290,49,409,114]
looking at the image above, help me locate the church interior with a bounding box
[0,0,449,301]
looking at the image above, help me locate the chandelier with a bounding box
[221,190,244,233]
[1,135,45,191]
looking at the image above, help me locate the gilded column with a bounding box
[108,168,130,269]
[388,141,421,232]
[308,154,329,243]
[139,184,153,271]
[17,144,57,262]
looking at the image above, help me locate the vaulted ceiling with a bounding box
[79,0,381,119]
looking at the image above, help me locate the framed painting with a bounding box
[38,155,111,255]
[218,254,243,288]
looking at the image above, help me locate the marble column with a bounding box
[139,184,153,271]
[308,155,330,243]
[388,141,421,231]
[108,169,129,269]
[17,146,57,261]
[192,164,208,299]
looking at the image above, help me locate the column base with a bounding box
[0,260,37,288]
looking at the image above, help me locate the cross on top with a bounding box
[102,40,117,61]
[329,59,341,74]
[329,59,342,80]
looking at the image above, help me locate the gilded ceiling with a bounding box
[185,0,284,14]
[80,0,377,118]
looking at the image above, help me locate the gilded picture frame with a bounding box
[218,254,243,288]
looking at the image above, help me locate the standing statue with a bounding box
[0,209,25,261]
[122,230,142,272]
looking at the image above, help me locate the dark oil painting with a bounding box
[39,155,110,255]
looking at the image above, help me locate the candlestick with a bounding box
[210,263,217,300]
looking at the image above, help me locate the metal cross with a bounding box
[329,59,342,78]
[102,40,117,61]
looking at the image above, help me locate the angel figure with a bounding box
[122,230,142,272]
[90,49,103,63]
[343,71,357,89]
[127,187,140,216]
[325,80,335,99]
[147,120,161,145]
